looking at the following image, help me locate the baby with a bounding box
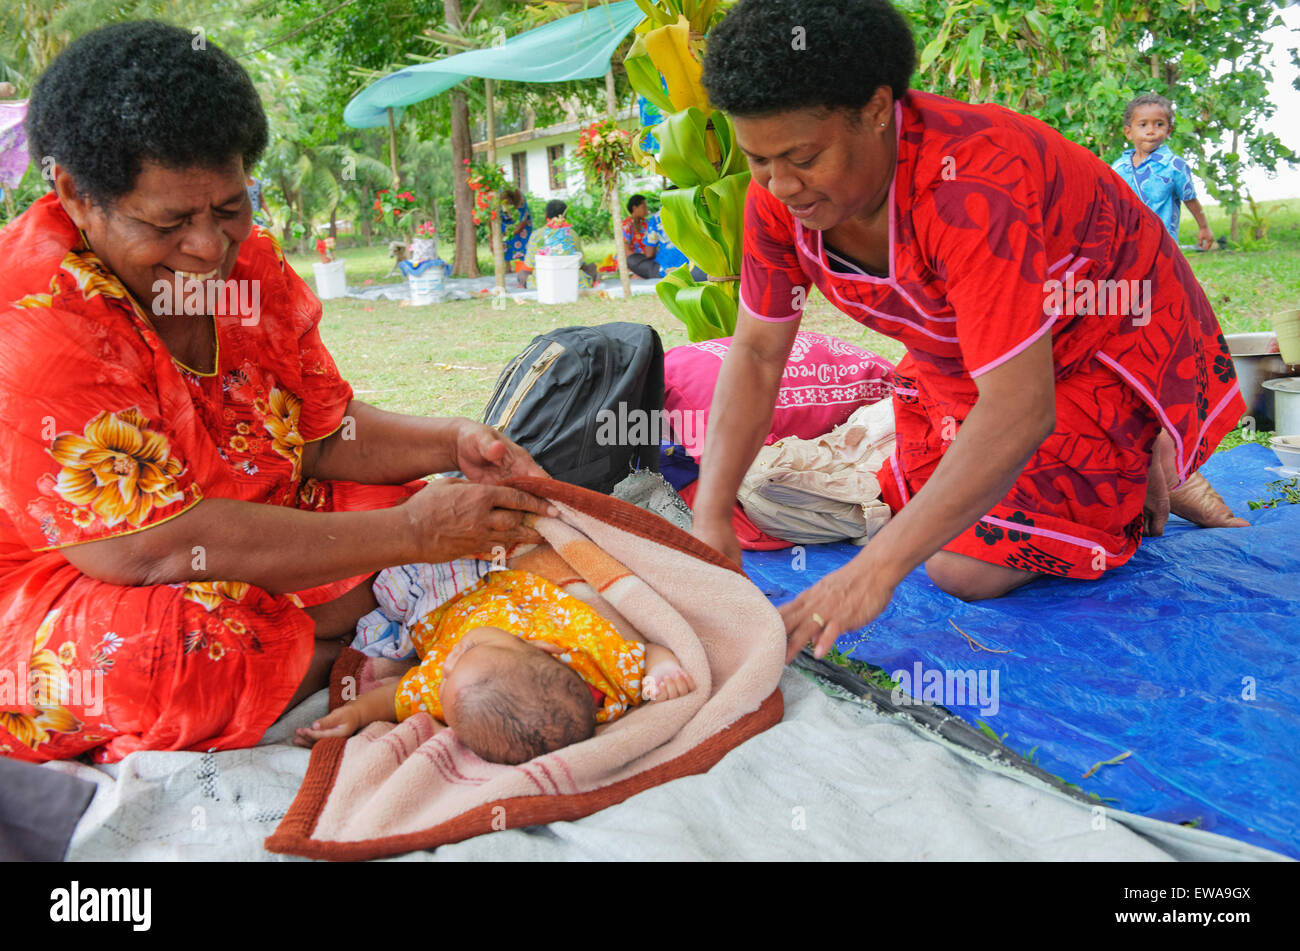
[295,566,695,764]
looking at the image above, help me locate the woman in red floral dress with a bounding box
[0,23,551,763]
[694,0,1248,662]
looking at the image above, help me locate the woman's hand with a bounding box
[1143,428,1179,536]
[691,513,743,568]
[455,420,548,484]
[403,477,554,563]
[779,558,896,664]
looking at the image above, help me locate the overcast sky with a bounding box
[1201,2,1300,203]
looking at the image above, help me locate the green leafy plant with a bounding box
[373,188,416,223]
[1231,194,1290,250]
[625,0,747,341]
[1247,477,1300,510]
[574,118,636,197]
[824,647,900,692]
[899,0,1297,243]
[464,160,507,226]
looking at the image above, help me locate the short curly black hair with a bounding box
[1123,93,1175,126]
[26,20,267,205]
[702,0,916,117]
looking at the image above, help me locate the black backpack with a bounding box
[483,323,665,494]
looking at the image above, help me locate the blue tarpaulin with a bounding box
[742,443,1300,857]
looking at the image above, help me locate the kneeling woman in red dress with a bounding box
[691,0,1248,661]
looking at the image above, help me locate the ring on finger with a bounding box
[811,612,827,627]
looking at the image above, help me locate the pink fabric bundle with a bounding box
[664,331,895,461]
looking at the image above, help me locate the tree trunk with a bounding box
[487,77,506,294]
[360,213,372,241]
[297,194,309,255]
[278,177,294,246]
[386,108,401,189]
[606,70,633,299]
[446,0,479,278]
[1229,126,1241,245]
[329,206,338,240]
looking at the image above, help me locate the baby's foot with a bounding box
[293,706,361,748]
[642,643,696,702]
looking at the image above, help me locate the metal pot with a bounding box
[1226,332,1299,429]
[1263,378,1300,437]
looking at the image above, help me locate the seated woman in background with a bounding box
[521,199,600,288]
[621,194,659,279]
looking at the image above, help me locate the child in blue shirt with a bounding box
[1110,93,1214,250]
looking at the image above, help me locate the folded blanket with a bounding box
[265,477,785,860]
[738,398,895,545]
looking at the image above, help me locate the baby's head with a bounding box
[440,626,596,765]
[1123,93,1175,151]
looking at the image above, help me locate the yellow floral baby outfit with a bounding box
[394,569,645,725]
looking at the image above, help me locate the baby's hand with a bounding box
[642,643,696,702]
[293,704,363,748]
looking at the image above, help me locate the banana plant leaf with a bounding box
[644,15,711,114]
[655,107,722,187]
[630,127,665,176]
[625,37,675,114]
[660,170,750,278]
[656,263,738,341]
[708,111,752,179]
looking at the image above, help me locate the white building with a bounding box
[472,107,662,202]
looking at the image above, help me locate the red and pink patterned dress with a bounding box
[741,90,1244,579]
[0,194,417,763]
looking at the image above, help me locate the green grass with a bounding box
[289,197,1298,432]
[1175,198,1300,334]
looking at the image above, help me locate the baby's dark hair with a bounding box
[1123,93,1175,126]
[448,652,596,765]
[702,0,915,118]
[545,199,567,219]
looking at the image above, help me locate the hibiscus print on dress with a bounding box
[31,408,191,545]
[0,610,81,751]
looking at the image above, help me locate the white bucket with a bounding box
[407,269,446,306]
[312,259,347,299]
[536,253,582,305]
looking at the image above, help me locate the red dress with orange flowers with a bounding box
[0,194,415,763]
[741,91,1245,580]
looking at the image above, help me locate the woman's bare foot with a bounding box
[1144,430,1247,534]
[1169,471,1250,529]
[642,643,696,701]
